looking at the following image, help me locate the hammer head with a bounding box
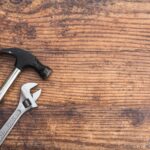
[0,48,52,79]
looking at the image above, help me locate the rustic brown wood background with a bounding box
[0,0,150,149]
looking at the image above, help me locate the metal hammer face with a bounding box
[0,48,52,102]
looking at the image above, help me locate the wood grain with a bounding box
[0,0,150,149]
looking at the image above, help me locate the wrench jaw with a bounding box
[20,83,42,109]
[32,89,42,102]
[21,83,38,96]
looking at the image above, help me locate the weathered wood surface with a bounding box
[0,0,150,149]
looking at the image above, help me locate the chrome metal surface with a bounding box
[0,83,41,145]
[0,68,21,102]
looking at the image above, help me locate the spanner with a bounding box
[0,82,42,145]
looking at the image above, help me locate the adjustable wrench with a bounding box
[0,82,42,145]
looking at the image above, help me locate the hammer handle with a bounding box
[0,68,21,102]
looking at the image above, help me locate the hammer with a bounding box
[0,48,52,102]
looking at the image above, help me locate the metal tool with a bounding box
[0,48,51,102]
[0,82,42,145]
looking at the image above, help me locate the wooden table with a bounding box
[0,0,150,149]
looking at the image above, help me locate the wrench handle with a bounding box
[0,106,24,145]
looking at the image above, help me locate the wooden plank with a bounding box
[0,0,150,149]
